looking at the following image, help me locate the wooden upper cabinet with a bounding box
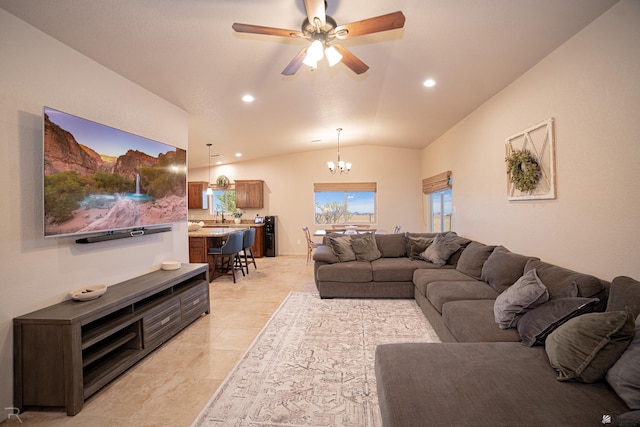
[235,180,264,209]
[188,181,209,209]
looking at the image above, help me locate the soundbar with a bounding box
[75,226,172,244]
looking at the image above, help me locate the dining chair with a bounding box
[237,227,257,274]
[208,231,245,283]
[303,226,323,264]
[394,225,402,234]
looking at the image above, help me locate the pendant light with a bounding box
[206,143,213,195]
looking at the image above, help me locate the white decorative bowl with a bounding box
[188,221,204,232]
[161,261,181,271]
[70,284,107,301]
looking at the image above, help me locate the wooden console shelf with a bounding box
[13,263,209,416]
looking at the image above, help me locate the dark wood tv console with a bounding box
[13,263,209,416]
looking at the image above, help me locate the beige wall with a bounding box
[421,0,640,281]
[189,145,424,254]
[0,10,189,415]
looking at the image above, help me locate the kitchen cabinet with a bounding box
[188,181,209,209]
[235,180,264,209]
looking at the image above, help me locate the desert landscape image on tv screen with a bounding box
[43,107,187,237]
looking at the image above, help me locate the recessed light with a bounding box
[216,161,222,165]
[423,79,436,88]
[242,94,255,103]
[235,152,242,157]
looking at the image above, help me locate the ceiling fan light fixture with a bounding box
[302,50,318,68]
[325,45,343,66]
[307,39,324,61]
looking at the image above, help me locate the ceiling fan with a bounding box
[232,0,405,75]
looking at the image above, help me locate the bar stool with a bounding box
[238,227,257,274]
[208,231,245,283]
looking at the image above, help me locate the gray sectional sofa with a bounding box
[312,231,640,426]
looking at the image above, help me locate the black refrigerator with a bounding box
[264,215,276,257]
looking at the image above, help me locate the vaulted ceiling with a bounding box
[0,0,617,168]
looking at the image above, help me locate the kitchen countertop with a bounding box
[188,227,248,237]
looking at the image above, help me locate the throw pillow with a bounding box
[326,235,356,262]
[351,232,381,262]
[406,235,434,260]
[375,233,407,258]
[493,268,549,329]
[545,309,635,383]
[455,241,496,280]
[421,233,462,266]
[517,297,599,346]
[606,276,640,318]
[606,314,640,410]
[481,246,538,293]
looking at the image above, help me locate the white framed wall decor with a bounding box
[505,118,556,200]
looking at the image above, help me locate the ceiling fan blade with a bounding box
[232,23,303,38]
[281,48,308,76]
[303,0,326,27]
[334,11,406,39]
[333,44,369,75]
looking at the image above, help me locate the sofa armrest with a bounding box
[313,245,339,264]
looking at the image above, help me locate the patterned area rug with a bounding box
[192,292,440,427]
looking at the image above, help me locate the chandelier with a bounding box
[327,128,351,174]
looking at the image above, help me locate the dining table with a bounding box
[188,227,248,280]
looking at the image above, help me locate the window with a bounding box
[422,171,452,232]
[430,189,452,232]
[211,189,235,213]
[314,182,376,225]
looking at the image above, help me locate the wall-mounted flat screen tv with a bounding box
[43,106,187,238]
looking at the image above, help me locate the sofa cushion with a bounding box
[494,268,550,329]
[517,297,600,346]
[406,234,434,260]
[455,241,496,280]
[524,259,606,299]
[315,261,373,283]
[481,246,539,293]
[326,235,356,262]
[422,232,463,266]
[413,269,478,297]
[371,257,417,282]
[607,314,640,410]
[350,232,381,262]
[607,276,640,317]
[546,309,635,383]
[426,281,499,313]
[374,233,407,258]
[443,300,521,342]
[375,342,630,427]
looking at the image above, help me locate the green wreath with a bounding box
[506,149,541,192]
[216,175,229,188]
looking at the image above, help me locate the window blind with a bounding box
[313,182,377,192]
[422,171,451,194]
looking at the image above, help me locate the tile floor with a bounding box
[8,255,317,426]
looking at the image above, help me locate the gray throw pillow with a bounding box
[546,310,635,383]
[351,232,381,262]
[607,314,640,409]
[406,235,434,260]
[375,233,407,258]
[481,246,538,293]
[493,268,549,329]
[517,297,599,346]
[607,276,640,318]
[455,241,496,280]
[421,233,462,266]
[326,235,356,262]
